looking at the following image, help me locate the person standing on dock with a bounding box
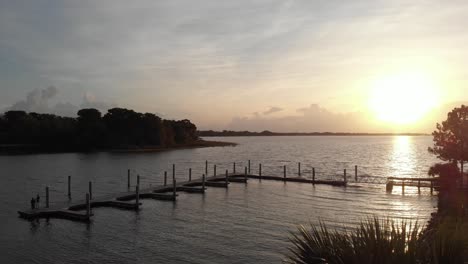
[30,197,36,210]
[36,194,40,207]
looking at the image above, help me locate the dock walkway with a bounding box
[18,170,346,223]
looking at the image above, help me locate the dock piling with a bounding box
[312,168,315,184]
[205,160,208,175]
[214,165,217,177]
[202,174,206,190]
[67,175,71,198]
[46,186,49,208]
[225,170,229,185]
[386,181,394,192]
[233,162,236,174]
[137,174,140,187]
[418,180,421,194]
[355,165,358,182]
[344,169,347,183]
[244,167,247,183]
[164,171,167,186]
[259,163,262,179]
[298,162,301,176]
[189,168,192,181]
[283,165,286,181]
[248,160,251,174]
[172,164,175,181]
[86,193,90,218]
[173,178,177,198]
[136,185,140,209]
[402,181,405,195]
[430,181,434,195]
[127,169,130,188]
[89,181,93,200]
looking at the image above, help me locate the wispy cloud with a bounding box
[263,106,283,115]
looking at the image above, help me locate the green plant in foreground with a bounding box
[285,217,465,264]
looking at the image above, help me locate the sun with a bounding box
[369,72,439,125]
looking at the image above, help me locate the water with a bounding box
[0,136,439,263]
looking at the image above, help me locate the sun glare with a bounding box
[369,72,439,125]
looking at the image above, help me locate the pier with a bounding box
[386,177,439,194]
[18,161,435,223]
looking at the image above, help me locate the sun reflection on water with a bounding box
[390,136,417,178]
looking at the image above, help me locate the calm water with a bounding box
[0,136,439,263]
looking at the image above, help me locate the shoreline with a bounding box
[0,140,237,155]
[199,133,430,137]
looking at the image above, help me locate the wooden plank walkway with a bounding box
[386,176,439,194]
[18,172,347,223]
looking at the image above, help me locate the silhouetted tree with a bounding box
[0,108,199,152]
[428,105,468,175]
[428,162,460,190]
[77,109,105,148]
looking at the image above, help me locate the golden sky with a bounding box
[1,1,467,132]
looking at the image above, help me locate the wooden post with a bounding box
[189,168,192,181]
[225,170,229,185]
[127,169,130,188]
[164,171,167,186]
[244,167,247,183]
[172,164,175,181]
[418,180,421,194]
[283,165,286,180]
[298,162,301,176]
[67,175,71,198]
[402,181,405,195]
[248,160,251,174]
[45,186,49,208]
[205,160,208,175]
[202,174,206,190]
[137,174,140,187]
[259,164,262,178]
[86,193,90,218]
[214,164,217,177]
[355,166,358,182]
[430,181,434,195]
[233,162,236,174]
[135,185,140,209]
[88,181,92,200]
[312,167,315,184]
[173,178,177,198]
[344,169,347,183]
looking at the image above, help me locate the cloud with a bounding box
[228,104,370,132]
[227,102,468,133]
[9,86,58,113]
[6,87,116,116]
[263,106,283,115]
[80,92,117,111]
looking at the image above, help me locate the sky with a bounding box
[1,0,468,132]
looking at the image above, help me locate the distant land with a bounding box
[198,130,429,137]
[0,108,235,154]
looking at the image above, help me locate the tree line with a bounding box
[0,108,198,151]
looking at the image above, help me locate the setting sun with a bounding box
[369,72,439,124]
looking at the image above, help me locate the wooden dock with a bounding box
[18,164,348,223]
[386,177,439,194]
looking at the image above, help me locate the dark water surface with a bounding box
[0,136,438,263]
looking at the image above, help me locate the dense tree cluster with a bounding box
[428,105,468,175]
[0,108,198,151]
[428,105,468,189]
